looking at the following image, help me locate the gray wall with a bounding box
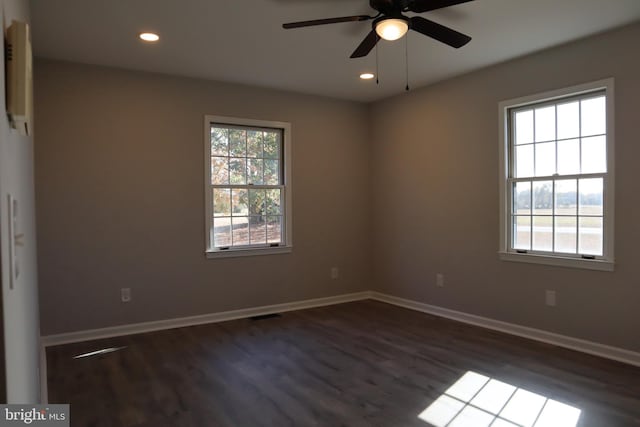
[35,22,640,355]
[0,0,41,402]
[370,22,640,352]
[34,60,371,335]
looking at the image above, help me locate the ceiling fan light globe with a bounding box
[375,18,409,41]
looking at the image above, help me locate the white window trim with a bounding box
[498,78,615,271]
[204,115,293,259]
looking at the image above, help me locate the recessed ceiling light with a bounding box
[139,32,160,42]
[360,73,375,80]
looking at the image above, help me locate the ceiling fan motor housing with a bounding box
[372,15,410,29]
[370,0,408,15]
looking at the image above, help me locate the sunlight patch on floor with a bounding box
[418,371,581,427]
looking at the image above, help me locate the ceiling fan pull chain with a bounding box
[376,40,380,85]
[405,33,410,91]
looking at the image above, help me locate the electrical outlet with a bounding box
[331,267,339,280]
[121,288,131,303]
[436,273,444,287]
[545,290,556,307]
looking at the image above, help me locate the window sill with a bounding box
[206,245,292,259]
[498,251,614,272]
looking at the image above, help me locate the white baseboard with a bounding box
[370,291,640,368]
[41,291,372,347]
[40,290,640,369]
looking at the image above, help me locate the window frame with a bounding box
[204,115,293,259]
[498,79,615,271]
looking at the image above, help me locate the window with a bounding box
[499,79,614,271]
[204,116,292,258]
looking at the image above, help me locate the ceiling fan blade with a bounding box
[283,15,372,29]
[408,0,474,13]
[410,16,471,48]
[350,30,379,58]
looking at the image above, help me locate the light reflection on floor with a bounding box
[72,346,127,359]
[418,371,581,427]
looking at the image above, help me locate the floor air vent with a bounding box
[250,313,282,321]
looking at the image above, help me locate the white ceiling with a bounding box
[30,0,640,102]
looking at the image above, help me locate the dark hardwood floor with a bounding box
[46,300,640,426]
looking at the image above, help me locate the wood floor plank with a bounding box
[46,300,640,426]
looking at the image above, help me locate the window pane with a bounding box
[533,181,552,215]
[532,216,552,251]
[556,101,579,140]
[247,158,264,185]
[557,138,580,175]
[581,136,606,174]
[264,159,280,185]
[267,216,282,243]
[554,179,576,215]
[213,188,231,217]
[263,131,281,159]
[581,96,606,137]
[229,129,247,157]
[535,106,555,142]
[513,216,531,250]
[579,217,603,255]
[229,158,247,184]
[515,110,534,145]
[249,189,266,216]
[231,217,250,246]
[514,182,531,215]
[515,145,534,178]
[535,142,555,177]
[266,189,282,215]
[249,216,266,245]
[247,131,263,158]
[211,157,229,185]
[231,189,248,216]
[213,217,231,247]
[579,178,603,216]
[513,216,530,250]
[555,217,577,254]
[211,128,228,156]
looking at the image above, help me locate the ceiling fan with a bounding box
[283,0,474,58]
